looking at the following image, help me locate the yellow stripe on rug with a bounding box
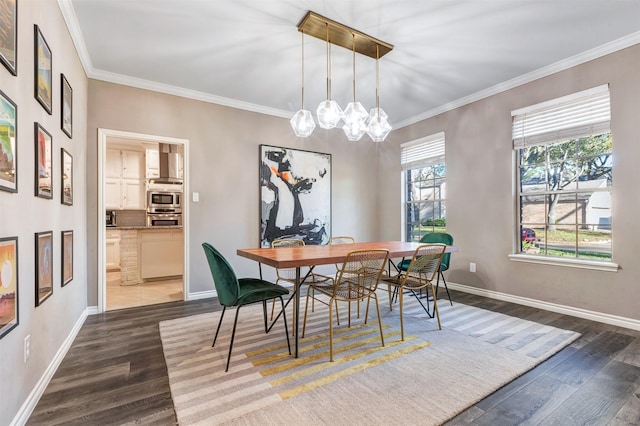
[279,340,432,400]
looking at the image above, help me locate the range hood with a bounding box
[152,143,183,184]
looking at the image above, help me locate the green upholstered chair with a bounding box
[398,232,454,305]
[202,242,291,372]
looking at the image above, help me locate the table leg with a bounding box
[295,267,301,358]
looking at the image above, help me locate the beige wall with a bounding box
[379,45,640,321]
[86,80,381,303]
[0,1,89,423]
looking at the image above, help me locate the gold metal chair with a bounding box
[302,249,389,361]
[308,236,356,316]
[385,244,446,340]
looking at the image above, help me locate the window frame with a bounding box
[401,132,446,243]
[510,86,618,271]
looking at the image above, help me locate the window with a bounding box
[402,132,446,242]
[512,85,612,261]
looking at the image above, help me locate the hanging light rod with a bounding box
[297,11,393,59]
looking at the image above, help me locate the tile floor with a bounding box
[106,271,183,311]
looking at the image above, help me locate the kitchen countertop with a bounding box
[106,226,183,230]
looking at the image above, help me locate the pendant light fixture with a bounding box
[342,32,368,141]
[316,23,343,129]
[366,44,392,142]
[290,31,316,137]
[295,11,393,141]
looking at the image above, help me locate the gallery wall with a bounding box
[86,79,382,304]
[378,44,640,322]
[0,1,89,424]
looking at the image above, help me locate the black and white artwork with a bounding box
[260,145,331,247]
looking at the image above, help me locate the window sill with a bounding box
[508,254,619,272]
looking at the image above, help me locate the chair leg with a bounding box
[373,293,385,348]
[431,285,442,330]
[263,300,268,333]
[399,289,405,341]
[410,289,434,318]
[225,306,242,372]
[441,271,453,306]
[212,306,227,347]
[302,288,311,338]
[329,298,335,362]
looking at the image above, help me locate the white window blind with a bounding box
[512,84,610,149]
[401,132,445,171]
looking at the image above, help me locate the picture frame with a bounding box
[61,230,73,286]
[35,122,52,199]
[35,231,53,307]
[61,148,72,205]
[0,89,17,193]
[0,236,18,339]
[0,0,17,75]
[34,24,52,115]
[259,144,331,247]
[61,74,72,138]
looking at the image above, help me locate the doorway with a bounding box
[97,129,190,313]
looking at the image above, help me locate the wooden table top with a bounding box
[237,241,459,269]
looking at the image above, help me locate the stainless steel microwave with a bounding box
[147,191,182,210]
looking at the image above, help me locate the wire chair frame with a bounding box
[386,244,446,340]
[303,248,389,361]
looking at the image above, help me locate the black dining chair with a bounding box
[202,242,291,371]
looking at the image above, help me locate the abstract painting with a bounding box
[260,144,331,247]
[0,89,17,193]
[61,230,73,286]
[34,24,52,114]
[35,231,53,306]
[35,123,52,199]
[0,236,18,339]
[0,0,17,75]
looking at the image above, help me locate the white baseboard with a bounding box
[447,281,640,331]
[187,290,216,301]
[10,307,90,426]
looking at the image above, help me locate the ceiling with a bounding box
[65,0,640,128]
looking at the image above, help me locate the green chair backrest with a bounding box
[420,233,453,270]
[202,243,240,306]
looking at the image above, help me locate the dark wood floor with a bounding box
[27,290,640,425]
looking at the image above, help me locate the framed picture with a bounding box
[61,148,72,205]
[0,89,17,193]
[34,122,52,199]
[35,231,53,307]
[259,144,331,247]
[61,230,73,286]
[61,74,72,138]
[0,0,17,75]
[34,24,52,115]
[0,237,18,339]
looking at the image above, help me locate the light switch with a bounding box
[192,192,199,202]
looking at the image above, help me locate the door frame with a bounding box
[97,128,190,313]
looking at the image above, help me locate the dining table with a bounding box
[237,240,460,358]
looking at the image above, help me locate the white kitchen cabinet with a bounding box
[105,148,145,210]
[106,230,121,271]
[139,229,184,279]
[146,148,160,179]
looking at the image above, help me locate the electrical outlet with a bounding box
[469,262,476,273]
[192,192,199,202]
[24,335,31,363]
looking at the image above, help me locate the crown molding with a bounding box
[394,31,640,129]
[90,69,293,119]
[57,0,95,75]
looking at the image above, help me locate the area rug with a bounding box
[159,291,580,425]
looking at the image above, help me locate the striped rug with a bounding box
[159,290,580,425]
